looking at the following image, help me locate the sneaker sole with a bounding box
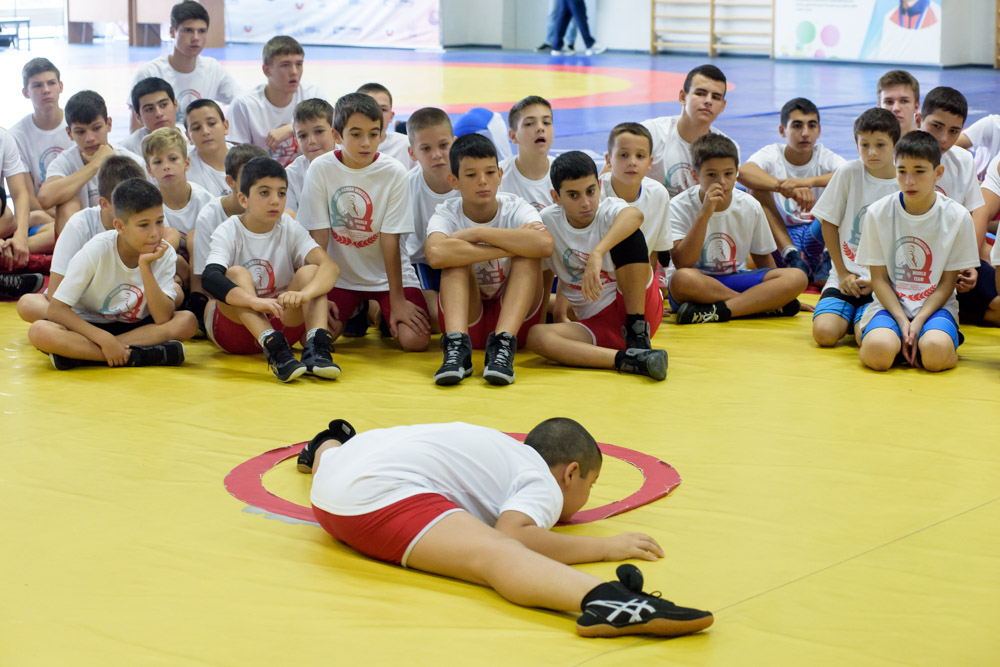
[308,364,342,380]
[648,351,668,381]
[482,369,515,386]
[434,367,472,386]
[276,365,307,383]
[576,613,714,638]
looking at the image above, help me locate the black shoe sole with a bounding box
[434,367,472,386]
[576,613,714,638]
[482,368,515,386]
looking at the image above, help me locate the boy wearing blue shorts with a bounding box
[811,108,901,347]
[855,131,980,372]
[667,134,807,323]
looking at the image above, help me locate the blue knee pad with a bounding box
[920,309,961,348]
[813,295,857,323]
[861,309,901,341]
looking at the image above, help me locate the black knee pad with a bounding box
[609,228,649,267]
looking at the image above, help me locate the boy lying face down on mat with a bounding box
[297,417,713,638]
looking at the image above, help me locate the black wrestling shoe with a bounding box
[615,348,667,381]
[675,301,731,324]
[126,341,185,367]
[300,329,341,379]
[434,332,473,386]
[342,301,370,337]
[297,418,357,473]
[50,353,84,371]
[262,331,306,382]
[759,299,801,318]
[576,564,714,638]
[782,247,812,281]
[0,272,44,299]
[623,319,652,350]
[483,331,516,385]
[814,250,832,286]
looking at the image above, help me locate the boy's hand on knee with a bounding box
[278,291,305,309]
[250,296,283,319]
[603,532,665,562]
[99,334,131,367]
[390,300,430,337]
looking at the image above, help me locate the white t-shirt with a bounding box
[811,159,899,290]
[406,167,460,265]
[746,142,845,226]
[641,115,740,198]
[164,181,214,237]
[129,54,240,124]
[298,151,419,291]
[668,186,774,276]
[310,422,563,533]
[598,172,673,253]
[284,154,309,213]
[962,114,1000,181]
[228,83,322,166]
[187,147,230,197]
[856,192,980,327]
[981,153,1000,199]
[205,213,319,297]
[936,147,985,213]
[50,206,105,276]
[541,197,631,320]
[499,155,553,212]
[192,196,228,275]
[120,124,189,157]
[53,229,177,323]
[46,144,146,208]
[426,193,541,300]
[9,113,72,194]
[0,128,27,186]
[379,132,415,170]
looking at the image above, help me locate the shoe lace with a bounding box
[491,337,513,367]
[442,337,465,365]
[692,307,719,323]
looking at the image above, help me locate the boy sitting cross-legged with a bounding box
[202,156,341,382]
[424,133,554,386]
[27,178,197,369]
[667,134,807,324]
[526,151,667,381]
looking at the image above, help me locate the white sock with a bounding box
[257,328,277,347]
[306,328,322,343]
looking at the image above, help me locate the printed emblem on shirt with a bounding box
[100,284,144,322]
[561,248,613,290]
[245,258,276,296]
[475,260,507,299]
[665,162,695,197]
[269,134,299,166]
[330,186,379,248]
[845,205,867,261]
[893,236,932,284]
[700,232,737,274]
[778,193,813,225]
[39,146,65,185]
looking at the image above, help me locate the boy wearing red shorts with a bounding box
[424,133,554,386]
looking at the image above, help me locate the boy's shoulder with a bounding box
[641,115,681,137]
[76,228,119,257]
[196,195,225,222]
[230,84,267,108]
[942,145,974,169]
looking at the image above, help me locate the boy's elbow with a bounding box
[425,244,444,269]
[537,236,555,258]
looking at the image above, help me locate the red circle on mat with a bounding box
[224,434,681,526]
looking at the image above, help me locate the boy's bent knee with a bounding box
[918,335,956,372]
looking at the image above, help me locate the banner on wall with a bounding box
[225,0,441,49]
[775,0,941,64]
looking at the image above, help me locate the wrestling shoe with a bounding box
[342,301,369,337]
[759,299,801,318]
[50,353,84,371]
[126,341,185,367]
[814,250,832,286]
[297,418,357,473]
[782,247,812,281]
[483,331,516,386]
[300,329,341,380]
[577,564,714,638]
[434,332,473,386]
[615,348,667,381]
[262,331,306,382]
[623,319,652,350]
[0,272,44,299]
[675,301,731,324]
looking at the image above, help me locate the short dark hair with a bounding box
[65,90,109,127]
[98,156,145,202]
[262,35,304,66]
[333,92,383,134]
[112,178,163,221]
[131,77,176,115]
[448,133,497,176]
[683,64,726,94]
[920,86,968,123]
[224,143,268,179]
[293,98,334,126]
[239,156,287,196]
[853,107,901,144]
[184,98,225,125]
[877,70,920,103]
[607,122,653,154]
[894,130,941,168]
[22,57,59,88]
[691,133,738,170]
[357,82,392,107]
[549,151,598,192]
[524,417,602,478]
[508,95,552,130]
[780,97,820,127]
[406,107,453,144]
[170,0,209,28]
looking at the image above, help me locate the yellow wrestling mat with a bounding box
[3,297,999,666]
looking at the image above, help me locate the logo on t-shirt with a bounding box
[844,205,867,261]
[330,186,379,248]
[475,259,507,299]
[100,284,144,322]
[778,193,814,225]
[665,162,695,197]
[561,248,613,289]
[700,232,737,274]
[244,258,276,296]
[38,146,65,185]
[893,236,932,283]
[269,135,299,167]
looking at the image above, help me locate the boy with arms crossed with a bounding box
[855,131,979,372]
[27,179,197,369]
[499,96,555,211]
[356,83,414,169]
[668,135,807,324]
[202,157,340,382]
[285,99,337,214]
[738,98,845,281]
[298,416,713,639]
[185,99,231,196]
[424,134,553,386]
[811,109,901,347]
[527,151,668,381]
[298,93,431,352]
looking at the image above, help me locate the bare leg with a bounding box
[527,321,616,369]
[496,256,542,335]
[28,312,197,361]
[918,330,957,372]
[16,293,50,323]
[213,266,273,339]
[54,198,82,237]
[812,313,849,347]
[422,289,441,334]
[615,262,651,313]
[858,328,901,371]
[669,268,806,317]
[439,265,481,333]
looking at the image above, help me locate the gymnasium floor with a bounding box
[3,41,1000,666]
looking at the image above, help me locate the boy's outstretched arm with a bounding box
[494,510,664,565]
